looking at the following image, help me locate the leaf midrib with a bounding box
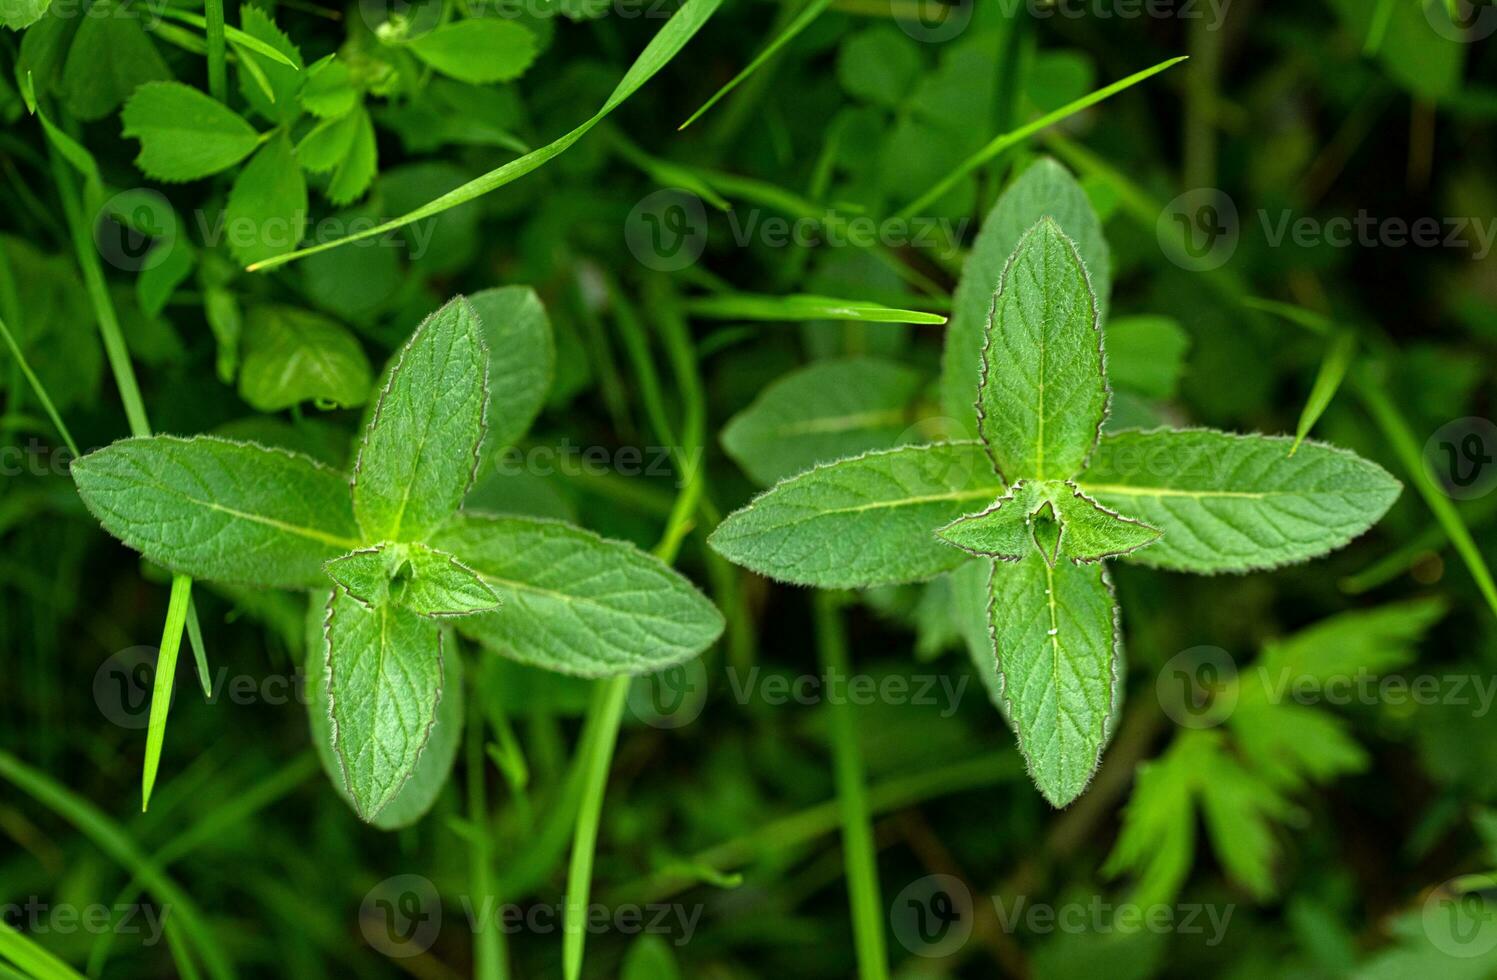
[188,492,360,549]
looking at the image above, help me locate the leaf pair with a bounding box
[73,296,723,823]
[710,173,1401,808]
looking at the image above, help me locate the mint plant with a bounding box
[71,296,723,822]
[710,216,1402,807]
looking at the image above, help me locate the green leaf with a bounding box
[307,590,464,829]
[71,435,361,589]
[1077,428,1402,573]
[352,297,489,542]
[937,479,1160,563]
[294,110,359,173]
[987,553,1119,807]
[122,81,262,181]
[720,357,924,486]
[941,158,1109,426]
[469,285,554,455]
[1290,330,1356,454]
[1,0,50,30]
[837,25,921,108]
[708,441,1003,588]
[238,304,372,412]
[225,133,308,266]
[61,0,170,121]
[678,0,832,129]
[324,105,377,206]
[325,542,501,618]
[300,57,358,118]
[1197,742,1293,899]
[430,513,724,676]
[977,218,1107,481]
[247,0,724,270]
[322,588,444,821]
[405,19,538,85]
[234,4,303,123]
[1104,315,1189,400]
[685,292,947,325]
[1103,734,1201,907]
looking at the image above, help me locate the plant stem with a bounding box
[0,313,79,458]
[468,705,509,980]
[205,0,227,102]
[813,592,889,980]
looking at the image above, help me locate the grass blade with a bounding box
[685,292,947,324]
[1290,329,1357,455]
[814,592,889,980]
[679,0,833,130]
[247,0,724,271]
[205,0,227,100]
[0,920,86,980]
[893,56,1189,220]
[142,574,193,811]
[186,598,212,698]
[158,8,299,69]
[0,313,80,459]
[1365,0,1396,54]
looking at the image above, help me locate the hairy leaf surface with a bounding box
[432,514,724,676]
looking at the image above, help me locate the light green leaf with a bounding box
[708,441,1003,588]
[294,111,360,173]
[430,513,724,676]
[942,157,1110,425]
[1050,483,1161,561]
[306,589,464,829]
[300,57,358,118]
[935,481,1043,561]
[122,81,261,182]
[988,553,1118,807]
[238,305,372,411]
[225,133,308,266]
[1077,428,1402,573]
[685,292,947,325]
[469,286,554,455]
[1197,743,1293,900]
[406,19,538,84]
[322,588,444,821]
[61,0,170,121]
[353,297,489,542]
[977,217,1107,482]
[720,357,924,486]
[325,105,377,206]
[247,0,724,270]
[1103,733,1202,908]
[325,542,501,618]
[837,25,921,108]
[235,4,303,123]
[1,0,50,30]
[1105,315,1189,400]
[71,435,361,589]
[1290,329,1356,454]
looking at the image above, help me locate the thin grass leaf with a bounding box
[0,920,86,980]
[678,0,832,130]
[0,313,79,458]
[684,292,946,324]
[246,0,724,271]
[185,599,211,698]
[1365,0,1397,54]
[894,56,1189,220]
[1290,329,1356,455]
[142,574,193,811]
[157,8,300,68]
